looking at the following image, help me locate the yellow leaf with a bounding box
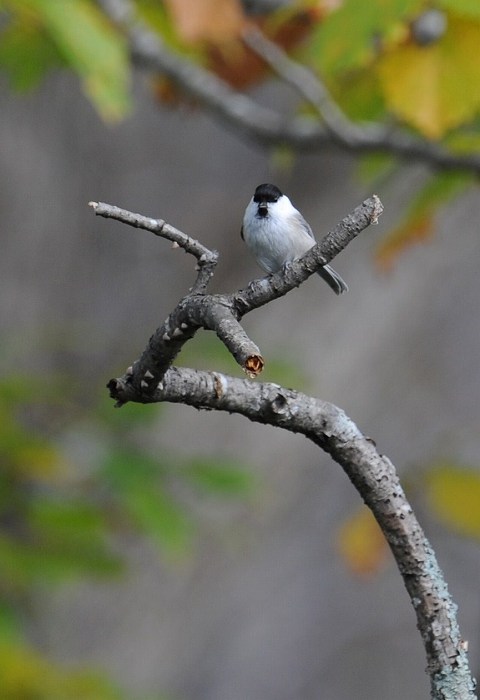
[14,443,68,482]
[164,0,246,44]
[377,15,480,138]
[426,465,480,538]
[0,642,121,698]
[337,507,389,577]
[310,0,423,75]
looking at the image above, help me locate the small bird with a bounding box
[241,183,348,295]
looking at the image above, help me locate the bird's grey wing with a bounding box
[291,212,349,294]
[291,210,315,241]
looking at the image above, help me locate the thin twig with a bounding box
[89,201,218,294]
[242,26,381,147]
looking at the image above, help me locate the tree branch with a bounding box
[120,365,478,700]
[242,25,379,147]
[98,0,480,175]
[93,195,476,698]
[91,196,381,403]
[88,200,218,294]
[92,4,479,694]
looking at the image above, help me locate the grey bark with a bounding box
[92,197,477,700]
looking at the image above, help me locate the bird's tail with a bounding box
[317,264,349,295]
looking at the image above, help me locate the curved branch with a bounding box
[93,195,476,697]
[89,200,218,294]
[110,365,477,700]
[242,25,376,147]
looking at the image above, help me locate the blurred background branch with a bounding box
[98,0,480,177]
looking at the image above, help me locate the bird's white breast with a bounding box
[242,195,315,274]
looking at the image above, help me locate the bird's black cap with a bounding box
[253,183,283,203]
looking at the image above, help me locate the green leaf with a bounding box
[425,464,480,538]
[23,0,131,121]
[0,18,61,90]
[331,67,386,122]
[127,485,193,553]
[0,373,63,405]
[0,497,120,588]
[0,602,23,643]
[437,0,480,19]
[0,409,65,484]
[185,459,253,496]
[445,130,480,153]
[102,451,192,553]
[356,152,398,186]
[309,0,424,74]
[95,390,162,430]
[102,450,163,489]
[0,642,124,700]
[136,0,176,40]
[136,0,205,76]
[0,528,121,586]
[30,499,109,540]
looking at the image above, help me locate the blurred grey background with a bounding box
[1,67,480,700]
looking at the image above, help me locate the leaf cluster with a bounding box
[2,0,480,265]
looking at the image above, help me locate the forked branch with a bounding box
[91,195,381,404]
[91,196,476,699]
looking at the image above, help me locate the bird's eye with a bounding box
[254,195,276,204]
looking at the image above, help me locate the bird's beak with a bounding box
[258,203,268,217]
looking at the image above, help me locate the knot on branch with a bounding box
[270,392,288,415]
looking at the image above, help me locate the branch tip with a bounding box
[370,195,384,225]
[244,354,265,377]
